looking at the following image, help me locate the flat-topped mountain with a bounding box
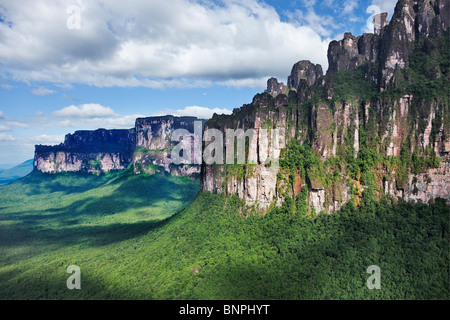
[34,116,207,177]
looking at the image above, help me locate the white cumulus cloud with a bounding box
[343,0,359,14]
[4,121,29,129]
[52,103,143,129]
[32,87,56,96]
[28,134,65,145]
[57,114,144,130]
[155,106,232,119]
[53,104,118,118]
[0,133,15,141]
[0,0,331,89]
[0,124,11,131]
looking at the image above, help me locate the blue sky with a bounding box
[0,0,397,165]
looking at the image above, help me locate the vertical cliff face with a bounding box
[202,106,291,209]
[35,116,206,177]
[378,0,449,88]
[288,60,323,91]
[328,33,366,73]
[265,78,288,98]
[201,0,450,213]
[133,116,206,177]
[34,129,136,174]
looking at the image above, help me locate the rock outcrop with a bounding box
[35,129,135,174]
[35,116,206,177]
[374,12,389,36]
[287,60,323,90]
[133,116,206,176]
[265,77,288,98]
[328,32,365,73]
[201,0,450,213]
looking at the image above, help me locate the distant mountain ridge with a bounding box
[34,116,207,177]
[0,163,20,171]
[0,159,34,185]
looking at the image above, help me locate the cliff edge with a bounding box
[35,116,206,177]
[201,0,450,213]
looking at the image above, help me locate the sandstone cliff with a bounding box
[201,0,450,213]
[35,116,206,177]
[133,116,206,177]
[35,129,136,174]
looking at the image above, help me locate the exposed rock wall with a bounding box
[201,108,290,210]
[35,128,135,174]
[288,60,323,90]
[202,94,449,213]
[201,0,450,214]
[34,151,132,174]
[35,116,206,177]
[383,160,450,203]
[265,77,288,98]
[133,116,205,176]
